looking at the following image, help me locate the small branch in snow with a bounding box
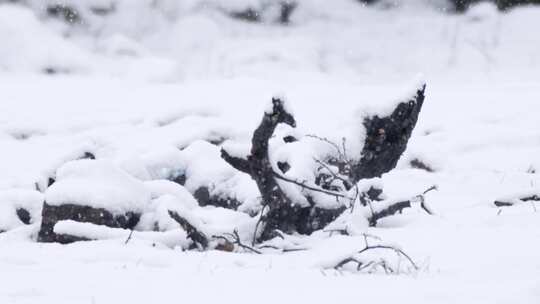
[313,157,352,190]
[324,228,350,236]
[306,134,354,177]
[368,185,437,226]
[256,244,308,253]
[494,193,540,207]
[252,204,268,246]
[168,210,209,249]
[333,236,418,273]
[124,229,134,245]
[369,200,412,226]
[213,229,262,254]
[414,185,438,215]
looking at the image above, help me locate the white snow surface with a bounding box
[0,189,43,231]
[45,159,151,213]
[1,1,540,303]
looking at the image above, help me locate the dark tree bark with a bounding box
[46,4,81,24]
[227,1,298,24]
[451,0,540,12]
[368,200,411,226]
[494,194,540,207]
[350,85,426,182]
[192,187,241,210]
[222,98,344,240]
[16,208,32,225]
[222,98,309,241]
[38,203,140,243]
[168,210,209,249]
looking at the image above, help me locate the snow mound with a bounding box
[144,180,198,210]
[0,189,43,231]
[45,159,151,213]
[181,140,259,207]
[53,220,189,248]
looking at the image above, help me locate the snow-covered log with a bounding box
[39,203,141,243]
[222,85,426,241]
[53,220,189,248]
[38,160,148,243]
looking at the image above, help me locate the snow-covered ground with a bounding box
[1,1,540,303]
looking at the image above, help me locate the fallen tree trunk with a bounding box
[222,85,426,241]
[38,203,140,243]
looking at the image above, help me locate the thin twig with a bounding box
[333,242,418,272]
[125,229,134,245]
[252,204,268,246]
[306,134,354,170]
[213,229,262,254]
[313,158,352,190]
[272,171,352,199]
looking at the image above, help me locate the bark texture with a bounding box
[38,203,140,243]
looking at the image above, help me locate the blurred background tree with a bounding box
[357,0,540,11]
[451,0,540,11]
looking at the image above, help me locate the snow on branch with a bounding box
[168,210,209,250]
[368,185,437,226]
[494,189,540,208]
[53,220,189,248]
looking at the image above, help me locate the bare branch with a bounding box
[124,229,134,245]
[168,210,209,249]
[251,97,296,158]
[333,240,418,272]
[313,157,352,190]
[221,149,251,174]
[213,229,262,254]
[369,185,437,226]
[369,200,411,226]
[272,171,352,199]
[494,193,540,207]
[252,204,268,246]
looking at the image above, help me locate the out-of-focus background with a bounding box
[0,0,538,84]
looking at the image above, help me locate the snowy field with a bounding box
[1,1,540,303]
